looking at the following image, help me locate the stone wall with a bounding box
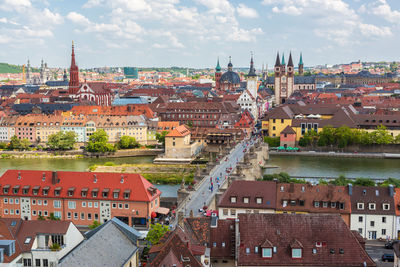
[300,144,400,153]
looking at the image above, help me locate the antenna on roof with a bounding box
[42,172,46,182]
[93,174,97,183]
[18,172,21,180]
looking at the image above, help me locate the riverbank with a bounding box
[0,148,163,159]
[91,163,205,185]
[270,151,400,159]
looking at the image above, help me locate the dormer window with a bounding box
[102,189,109,198]
[113,189,120,199]
[357,203,364,210]
[280,186,284,192]
[262,248,272,258]
[81,188,88,197]
[230,197,237,203]
[12,186,20,194]
[68,188,75,197]
[92,189,98,198]
[22,186,30,195]
[369,203,376,210]
[243,197,249,204]
[3,185,10,194]
[124,190,131,199]
[54,188,61,196]
[256,197,262,204]
[383,204,390,210]
[32,186,40,195]
[292,248,302,259]
[314,201,320,208]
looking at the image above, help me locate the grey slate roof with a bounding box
[59,218,140,267]
[264,76,315,84]
[220,70,240,84]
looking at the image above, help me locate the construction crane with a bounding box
[22,64,26,84]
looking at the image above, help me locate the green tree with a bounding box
[186,121,193,128]
[264,136,280,147]
[47,131,77,150]
[86,129,116,153]
[329,175,352,186]
[88,220,101,230]
[394,134,400,144]
[37,214,46,220]
[381,178,400,188]
[146,223,170,245]
[0,142,7,149]
[318,126,336,146]
[370,125,393,145]
[19,138,31,151]
[353,178,375,186]
[47,213,60,221]
[156,131,168,147]
[118,136,140,149]
[8,135,21,150]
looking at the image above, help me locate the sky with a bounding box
[0,0,399,69]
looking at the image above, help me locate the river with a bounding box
[1,155,399,197]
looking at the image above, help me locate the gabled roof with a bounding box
[280,125,296,135]
[236,213,375,266]
[59,218,139,267]
[0,170,160,202]
[350,185,395,215]
[166,125,190,137]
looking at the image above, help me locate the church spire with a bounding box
[281,53,285,66]
[298,52,304,75]
[68,41,80,94]
[299,52,303,66]
[227,56,233,71]
[215,57,221,73]
[248,52,256,77]
[275,52,280,67]
[288,52,294,67]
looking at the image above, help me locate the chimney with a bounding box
[235,218,240,261]
[120,175,124,184]
[348,184,352,196]
[52,171,57,185]
[42,172,46,182]
[389,184,394,197]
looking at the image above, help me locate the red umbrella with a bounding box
[151,211,157,218]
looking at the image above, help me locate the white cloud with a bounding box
[83,0,104,8]
[0,18,7,23]
[0,0,31,11]
[41,8,63,25]
[359,23,392,37]
[236,3,258,18]
[67,12,90,25]
[262,0,392,45]
[365,0,400,24]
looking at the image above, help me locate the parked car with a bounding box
[385,240,399,249]
[382,253,394,262]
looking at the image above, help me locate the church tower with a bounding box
[298,52,304,75]
[274,52,282,105]
[26,59,31,84]
[215,57,222,90]
[287,52,295,98]
[246,54,258,99]
[280,53,286,76]
[68,41,80,95]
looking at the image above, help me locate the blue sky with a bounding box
[0,0,399,69]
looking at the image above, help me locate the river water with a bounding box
[1,155,399,197]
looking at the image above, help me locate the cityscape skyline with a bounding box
[0,0,400,68]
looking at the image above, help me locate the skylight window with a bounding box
[24,237,31,244]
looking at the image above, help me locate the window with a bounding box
[53,200,61,208]
[88,202,92,208]
[255,246,259,253]
[43,259,48,267]
[124,204,129,209]
[382,229,386,235]
[9,198,13,204]
[314,201,320,207]
[32,210,36,216]
[54,211,61,219]
[95,213,99,220]
[68,201,76,209]
[230,209,236,215]
[43,200,47,206]
[88,213,92,220]
[245,247,250,254]
[358,228,363,234]
[67,212,71,219]
[383,204,390,210]
[230,197,237,203]
[357,203,364,210]
[256,197,262,204]
[290,200,296,206]
[339,203,345,210]
[331,202,336,208]
[94,202,98,208]
[82,202,86,207]
[23,259,32,267]
[74,212,78,219]
[243,197,249,204]
[370,221,375,227]
[262,248,272,258]
[292,248,302,259]
[382,217,386,223]
[92,191,98,198]
[113,192,119,199]
[32,199,36,205]
[81,213,85,220]
[369,203,376,210]
[38,200,42,205]
[299,200,305,206]
[213,242,217,247]
[35,259,41,266]
[222,242,226,247]
[15,199,19,204]
[223,209,228,215]
[54,190,60,196]
[3,198,7,204]
[118,203,123,209]
[112,203,117,209]
[359,216,363,222]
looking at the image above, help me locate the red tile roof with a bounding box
[166,125,190,137]
[0,170,160,202]
[236,213,375,266]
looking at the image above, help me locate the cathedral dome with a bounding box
[220,70,240,84]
